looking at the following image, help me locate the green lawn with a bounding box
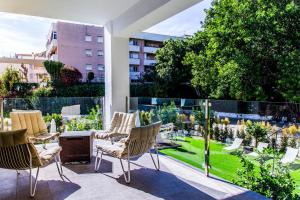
[159,136,300,194]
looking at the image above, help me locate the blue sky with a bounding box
[0,0,212,57]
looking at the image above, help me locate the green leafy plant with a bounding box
[139,110,154,126]
[64,105,102,131]
[32,86,53,97]
[1,67,21,96]
[87,71,94,82]
[43,60,64,83]
[234,151,299,200]
[156,102,178,124]
[246,122,270,147]
[43,113,63,132]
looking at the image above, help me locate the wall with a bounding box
[56,22,105,81]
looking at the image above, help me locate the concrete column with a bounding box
[104,23,130,128]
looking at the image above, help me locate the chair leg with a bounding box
[95,148,103,172]
[54,153,64,180]
[29,167,40,198]
[120,158,131,183]
[149,146,160,171]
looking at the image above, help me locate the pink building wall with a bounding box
[56,22,105,81]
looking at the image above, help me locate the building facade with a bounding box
[0,52,49,83]
[128,32,178,81]
[46,22,105,82]
[46,22,178,82]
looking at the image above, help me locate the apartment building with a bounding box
[46,22,105,82]
[46,22,178,82]
[0,52,49,83]
[129,32,178,81]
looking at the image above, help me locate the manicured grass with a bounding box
[159,136,300,194]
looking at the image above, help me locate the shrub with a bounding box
[156,102,178,124]
[234,152,298,200]
[60,66,82,86]
[43,60,64,81]
[32,87,53,97]
[140,110,154,126]
[12,83,39,97]
[43,113,63,132]
[53,83,104,97]
[1,67,21,96]
[246,122,270,147]
[87,72,94,82]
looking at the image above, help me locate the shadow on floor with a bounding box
[222,190,267,200]
[63,157,113,174]
[115,168,217,200]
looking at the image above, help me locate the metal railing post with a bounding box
[204,99,211,177]
[0,98,4,131]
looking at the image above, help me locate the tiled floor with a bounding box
[0,142,267,200]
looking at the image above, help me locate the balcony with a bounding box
[129,45,140,52]
[0,97,283,200]
[144,59,156,66]
[130,72,141,80]
[46,38,58,57]
[144,46,159,53]
[129,58,140,65]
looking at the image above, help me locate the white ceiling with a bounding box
[0,0,140,25]
[0,0,202,36]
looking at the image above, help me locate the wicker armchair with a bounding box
[95,121,162,183]
[95,112,136,142]
[10,110,59,147]
[0,129,64,197]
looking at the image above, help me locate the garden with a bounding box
[139,102,300,200]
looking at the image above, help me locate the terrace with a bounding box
[0,1,298,200]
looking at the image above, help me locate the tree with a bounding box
[19,63,28,82]
[1,67,21,96]
[43,60,64,82]
[60,66,82,86]
[155,39,191,96]
[87,71,94,82]
[189,0,300,101]
[246,122,269,147]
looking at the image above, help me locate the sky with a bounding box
[0,0,212,57]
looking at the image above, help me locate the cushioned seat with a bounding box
[0,129,64,197]
[95,112,136,141]
[10,110,59,145]
[95,121,162,183]
[38,146,62,166]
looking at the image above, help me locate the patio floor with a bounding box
[0,141,267,200]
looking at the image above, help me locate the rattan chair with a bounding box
[95,121,162,183]
[10,110,59,147]
[95,112,136,142]
[0,129,64,197]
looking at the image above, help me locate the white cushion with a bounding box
[135,110,141,127]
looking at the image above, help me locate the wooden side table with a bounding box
[59,131,94,164]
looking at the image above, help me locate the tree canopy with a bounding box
[154,0,300,101]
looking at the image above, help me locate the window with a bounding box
[97,64,104,71]
[85,49,92,57]
[85,35,92,42]
[86,64,92,70]
[129,52,139,59]
[97,50,104,56]
[52,31,57,39]
[97,36,104,43]
[130,65,139,72]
